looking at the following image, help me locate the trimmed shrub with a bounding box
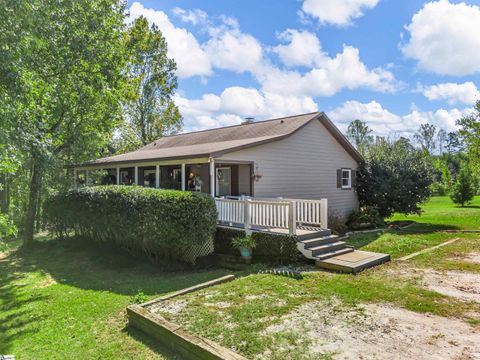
[347,206,384,230]
[214,226,301,264]
[44,186,217,263]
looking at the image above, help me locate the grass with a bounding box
[345,196,480,258]
[389,195,480,230]
[2,196,479,359]
[147,196,480,358]
[0,234,230,359]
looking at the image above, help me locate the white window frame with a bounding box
[341,168,352,189]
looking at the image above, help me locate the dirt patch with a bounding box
[265,299,480,360]
[147,299,187,315]
[450,252,480,265]
[422,270,480,303]
[34,274,58,288]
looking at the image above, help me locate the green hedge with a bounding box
[44,186,217,263]
[214,226,301,264]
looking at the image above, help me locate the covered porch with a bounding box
[73,158,254,198]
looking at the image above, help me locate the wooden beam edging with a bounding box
[397,238,461,261]
[127,274,247,360]
[140,274,235,307]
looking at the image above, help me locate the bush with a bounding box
[450,165,475,207]
[357,138,434,218]
[44,186,217,263]
[347,206,384,230]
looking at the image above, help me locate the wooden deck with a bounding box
[316,250,390,274]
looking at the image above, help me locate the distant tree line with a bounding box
[346,100,480,210]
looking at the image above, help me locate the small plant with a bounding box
[130,290,148,304]
[231,235,256,251]
[232,235,256,262]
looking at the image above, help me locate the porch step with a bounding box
[309,241,349,256]
[297,229,332,240]
[301,235,340,248]
[315,247,354,261]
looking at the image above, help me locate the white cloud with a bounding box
[419,82,479,105]
[402,0,480,76]
[328,100,471,136]
[172,8,208,26]
[261,45,395,97]
[301,0,379,26]
[272,29,325,67]
[204,30,263,73]
[174,87,317,131]
[129,2,211,78]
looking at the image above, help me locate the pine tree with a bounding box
[450,164,475,207]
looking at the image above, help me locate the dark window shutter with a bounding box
[352,170,357,188]
[336,169,341,188]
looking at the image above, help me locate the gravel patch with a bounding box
[265,299,480,359]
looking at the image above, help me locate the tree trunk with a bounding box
[0,173,9,213]
[24,160,43,246]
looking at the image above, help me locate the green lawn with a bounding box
[390,195,480,230]
[2,196,480,359]
[0,235,230,359]
[345,196,480,258]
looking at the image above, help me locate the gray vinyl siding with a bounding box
[217,119,359,220]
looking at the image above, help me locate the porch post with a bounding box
[73,168,77,188]
[155,165,160,188]
[116,167,120,185]
[134,166,138,185]
[181,163,186,191]
[320,199,328,229]
[85,169,90,186]
[209,158,215,197]
[288,200,297,236]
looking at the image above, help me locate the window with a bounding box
[341,169,351,189]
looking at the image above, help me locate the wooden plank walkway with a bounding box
[316,250,390,274]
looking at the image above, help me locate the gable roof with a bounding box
[75,112,362,167]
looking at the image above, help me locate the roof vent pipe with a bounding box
[242,117,255,125]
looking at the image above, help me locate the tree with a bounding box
[457,101,480,168]
[436,129,447,154]
[116,16,182,153]
[450,163,475,207]
[0,0,128,244]
[346,119,373,156]
[446,131,464,154]
[356,138,434,218]
[414,123,437,154]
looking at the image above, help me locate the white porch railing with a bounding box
[215,197,328,235]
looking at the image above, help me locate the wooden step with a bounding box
[297,229,331,240]
[300,235,339,249]
[315,247,354,261]
[310,241,348,256]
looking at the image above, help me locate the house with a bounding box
[72,112,362,226]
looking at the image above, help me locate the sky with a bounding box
[127,0,480,137]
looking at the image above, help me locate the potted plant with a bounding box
[232,235,256,264]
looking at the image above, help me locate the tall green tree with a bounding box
[0,0,128,244]
[414,123,437,154]
[116,16,182,153]
[357,138,434,218]
[450,163,475,207]
[457,101,480,169]
[346,119,373,156]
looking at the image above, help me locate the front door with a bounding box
[216,167,231,196]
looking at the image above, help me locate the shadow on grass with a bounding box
[8,236,233,297]
[0,258,48,354]
[124,326,184,360]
